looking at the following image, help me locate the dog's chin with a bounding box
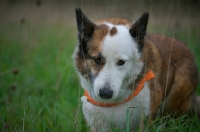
[95,96,119,103]
[92,92,114,102]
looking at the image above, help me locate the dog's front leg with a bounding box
[148,81,163,123]
[81,96,111,132]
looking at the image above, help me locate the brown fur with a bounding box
[87,24,109,57]
[142,34,199,118]
[110,27,117,36]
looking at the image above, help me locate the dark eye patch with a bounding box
[91,52,105,65]
[93,57,102,65]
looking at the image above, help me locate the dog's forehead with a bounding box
[87,23,137,58]
[102,23,137,59]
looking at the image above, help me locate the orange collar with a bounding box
[84,70,155,107]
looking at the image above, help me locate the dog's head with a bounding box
[74,8,149,103]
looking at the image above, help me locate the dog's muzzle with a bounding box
[99,88,113,99]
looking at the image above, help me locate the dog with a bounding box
[73,7,200,131]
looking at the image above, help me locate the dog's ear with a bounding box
[75,8,96,56]
[129,12,149,51]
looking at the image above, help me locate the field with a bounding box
[0,0,200,131]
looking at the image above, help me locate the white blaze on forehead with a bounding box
[102,23,139,60]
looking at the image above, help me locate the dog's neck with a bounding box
[84,70,155,107]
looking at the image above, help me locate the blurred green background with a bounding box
[0,0,200,131]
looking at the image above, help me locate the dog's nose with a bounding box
[99,88,113,99]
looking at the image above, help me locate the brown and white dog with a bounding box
[73,8,200,131]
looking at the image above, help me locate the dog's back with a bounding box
[143,34,199,116]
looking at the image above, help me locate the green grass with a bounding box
[0,20,200,132]
[143,114,200,132]
[0,22,85,131]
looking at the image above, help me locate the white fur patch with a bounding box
[82,82,151,131]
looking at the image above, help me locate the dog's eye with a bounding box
[117,60,125,66]
[93,57,101,65]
